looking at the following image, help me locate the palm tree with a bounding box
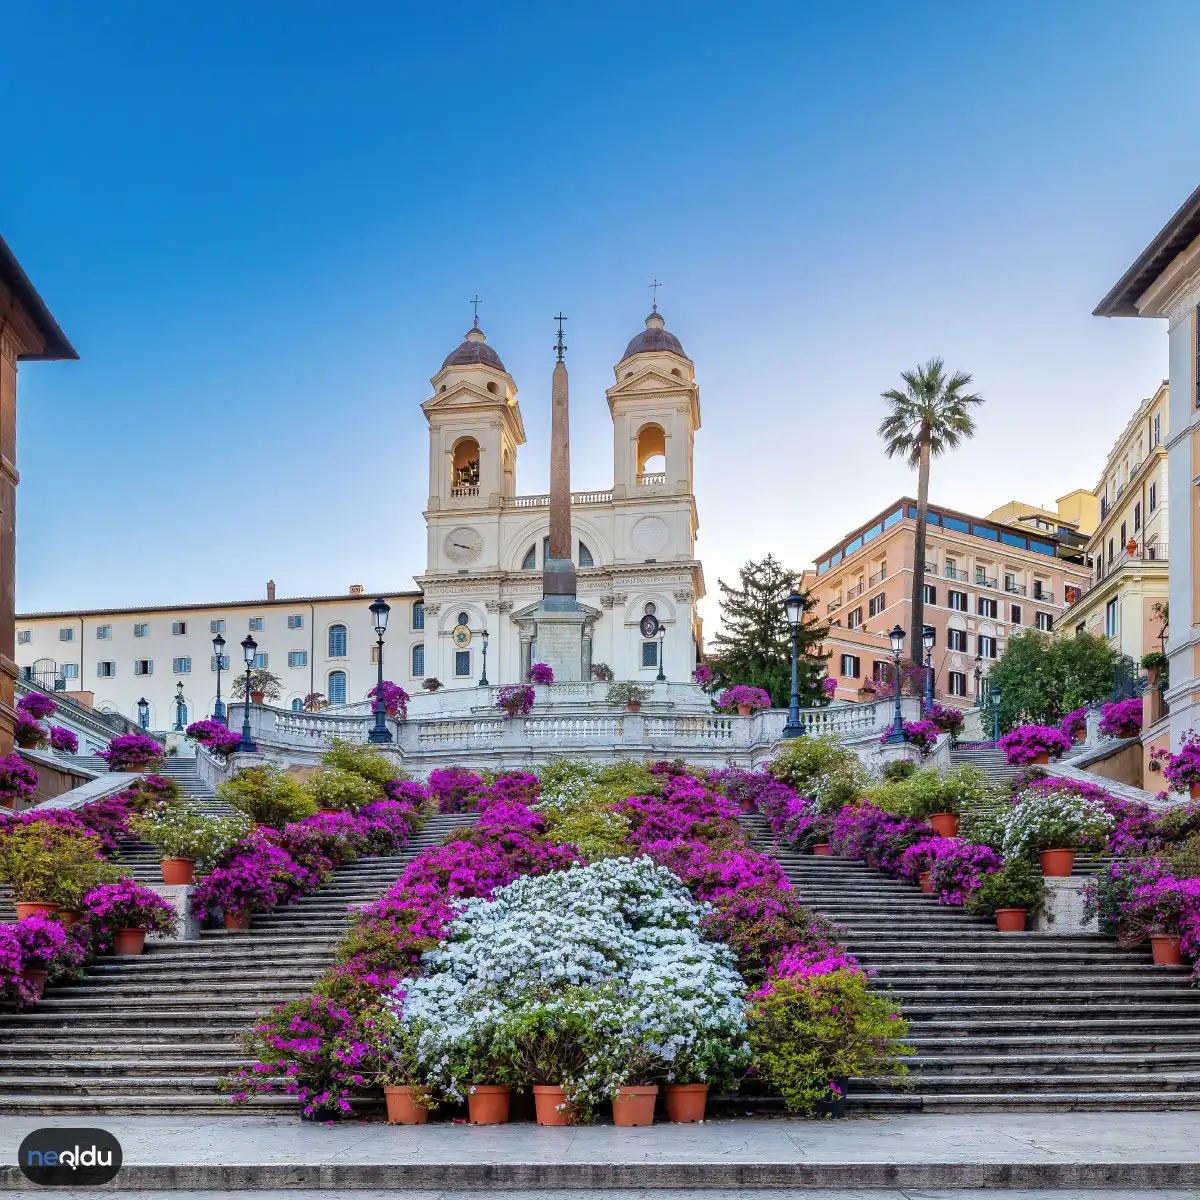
[878,358,984,662]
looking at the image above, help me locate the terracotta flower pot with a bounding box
[250,690,265,704]
[14,902,59,920]
[866,854,880,870]
[612,1084,658,1127]
[812,843,830,856]
[15,733,41,749]
[467,1084,511,1125]
[663,1082,708,1122]
[737,703,752,716]
[994,907,1027,932]
[224,910,253,932]
[1151,934,1183,966]
[1032,751,1050,765]
[627,701,642,713]
[384,1085,430,1124]
[919,871,933,894]
[1073,728,1086,742]
[161,858,195,885]
[739,798,755,814]
[1191,782,1200,801]
[929,812,959,838]
[113,928,146,956]
[532,1084,573,1126]
[1039,849,1075,877]
[21,967,48,999]
[58,910,83,929]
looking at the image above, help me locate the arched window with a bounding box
[412,644,425,677]
[521,544,537,570]
[178,703,188,727]
[328,625,347,657]
[412,601,424,630]
[451,438,480,492]
[328,671,347,705]
[291,697,303,711]
[636,423,667,481]
[579,542,594,568]
[457,611,470,627]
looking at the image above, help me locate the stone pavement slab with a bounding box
[29,1192,1200,1200]
[1,1113,1198,1191]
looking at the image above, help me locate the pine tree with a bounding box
[709,555,829,706]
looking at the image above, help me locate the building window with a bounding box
[291,698,303,711]
[840,654,860,678]
[977,597,997,618]
[1150,482,1158,512]
[249,617,264,632]
[1107,537,1114,564]
[455,650,471,676]
[640,641,659,668]
[97,661,115,678]
[579,541,594,568]
[211,654,230,671]
[949,590,967,612]
[868,593,885,618]
[1105,598,1118,639]
[96,625,111,640]
[134,623,149,637]
[521,545,537,570]
[16,631,30,645]
[457,611,470,627]
[59,628,74,642]
[328,671,347,705]
[134,659,153,676]
[412,601,425,629]
[922,584,936,606]
[173,657,191,674]
[288,651,308,669]
[371,645,380,665]
[1036,612,1053,633]
[287,614,304,630]
[948,628,967,652]
[872,660,893,684]
[948,671,967,697]
[328,625,348,657]
[1154,413,1162,446]
[847,607,863,630]
[252,652,269,669]
[1120,521,1127,547]
[978,636,997,659]
[1134,502,1141,530]
[1010,604,1022,625]
[172,621,187,636]
[61,663,79,679]
[210,619,225,634]
[412,644,425,677]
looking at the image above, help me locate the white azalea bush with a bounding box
[392,857,749,1113]
[1000,789,1114,858]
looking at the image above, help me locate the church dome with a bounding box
[442,325,505,371]
[622,310,685,361]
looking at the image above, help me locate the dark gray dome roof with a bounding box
[442,326,505,371]
[622,311,685,361]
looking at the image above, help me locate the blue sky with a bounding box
[6,2,1198,631]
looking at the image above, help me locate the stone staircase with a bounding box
[746,813,1200,1112]
[949,744,1023,785]
[0,811,474,1115]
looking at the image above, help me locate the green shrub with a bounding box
[131,805,251,864]
[0,825,117,905]
[770,736,866,813]
[320,740,404,788]
[965,859,1047,919]
[542,802,630,861]
[902,766,991,820]
[218,765,316,828]
[1165,833,1200,880]
[881,760,917,782]
[305,767,384,813]
[747,970,911,1115]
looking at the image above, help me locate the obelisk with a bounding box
[531,313,588,680]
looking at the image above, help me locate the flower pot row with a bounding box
[383,1083,708,1126]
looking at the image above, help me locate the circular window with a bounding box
[458,611,470,627]
[644,602,657,616]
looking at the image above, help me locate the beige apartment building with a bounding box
[1063,382,1169,662]
[804,497,1093,708]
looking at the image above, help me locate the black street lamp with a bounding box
[782,589,807,738]
[478,628,489,687]
[137,697,150,731]
[173,682,186,731]
[922,625,935,711]
[884,624,907,744]
[990,685,1001,741]
[237,634,258,753]
[973,653,983,705]
[656,629,666,682]
[369,596,392,744]
[212,632,227,724]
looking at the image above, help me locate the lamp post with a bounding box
[238,634,258,753]
[212,632,227,724]
[369,596,392,744]
[922,625,935,712]
[990,685,1001,742]
[885,624,907,743]
[478,628,489,687]
[656,629,666,682]
[973,653,983,705]
[137,697,149,731]
[173,682,186,732]
[782,589,806,738]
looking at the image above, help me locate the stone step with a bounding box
[0,1094,294,1115]
[0,1042,242,1057]
[0,1058,256,1076]
[879,1071,1200,1095]
[910,1051,1200,1074]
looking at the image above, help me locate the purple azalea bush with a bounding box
[186,720,241,755]
[100,733,163,772]
[48,726,79,754]
[0,754,39,805]
[527,663,555,684]
[879,719,940,754]
[716,685,773,713]
[495,684,535,718]
[929,842,1002,905]
[16,693,56,721]
[1098,697,1143,740]
[83,879,177,942]
[997,724,1071,765]
[426,767,484,813]
[367,681,409,720]
[1060,707,1089,738]
[1155,733,1200,793]
[924,702,965,735]
[693,664,714,687]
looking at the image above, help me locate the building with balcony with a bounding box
[804,497,1092,707]
[1062,382,1169,663]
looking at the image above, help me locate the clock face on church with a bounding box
[444,526,483,565]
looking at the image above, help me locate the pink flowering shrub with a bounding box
[527,663,555,684]
[879,719,939,754]
[99,733,163,772]
[1155,733,1200,794]
[897,836,962,884]
[186,719,241,755]
[84,879,177,944]
[997,724,1071,765]
[48,726,79,754]
[17,693,56,721]
[495,684,535,718]
[0,754,39,805]
[925,702,965,735]
[928,841,1002,905]
[367,681,409,720]
[693,663,714,687]
[1098,697,1143,740]
[1060,707,1088,738]
[426,767,484,813]
[716,685,772,713]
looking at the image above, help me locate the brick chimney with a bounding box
[266,579,276,601]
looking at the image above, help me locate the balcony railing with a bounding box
[975,573,998,589]
[845,582,865,600]
[1033,588,1054,603]
[923,563,936,574]
[868,570,886,587]
[826,598,843,613]
[944,565,963,580]
[501,489,614,508]
[1005,581,1027,595]
[450,485,480,498]
[637,472,666,487]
